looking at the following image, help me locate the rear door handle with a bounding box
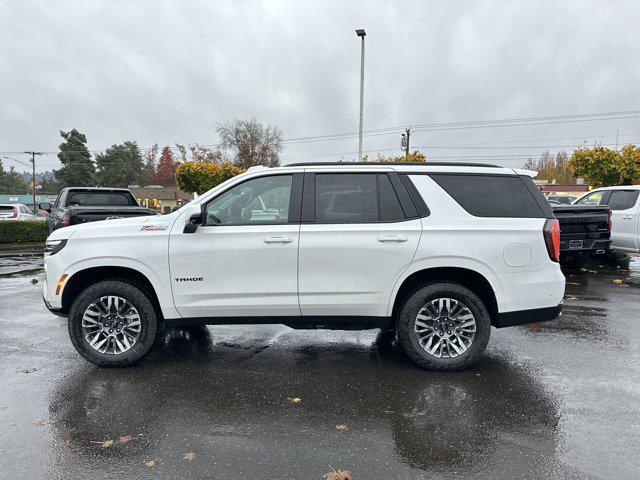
[377,235,408,243]
[263,236,294,244]
[622,215,634,219]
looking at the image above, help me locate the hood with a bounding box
[47,214,175,242]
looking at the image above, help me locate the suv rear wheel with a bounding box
[397,282,491,371]
[68,280,158,367]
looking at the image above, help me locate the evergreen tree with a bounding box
[0,160,28,193]
[95,141,144,187]
[153,146,178,186]
[54,129,95,187]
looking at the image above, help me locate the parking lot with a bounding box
[0,252,639,479]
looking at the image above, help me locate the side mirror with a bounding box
[39,202,52,212]
[183,212,203,234]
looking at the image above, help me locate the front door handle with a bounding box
[263,236,294,244]
[622,215,634,219]
[377,235,408,243]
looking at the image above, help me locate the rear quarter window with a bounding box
[429,174,546,218]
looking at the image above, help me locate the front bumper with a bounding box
[43,295,67,317]
[494,304,562,328]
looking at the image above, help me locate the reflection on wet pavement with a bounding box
[0,253,639,479]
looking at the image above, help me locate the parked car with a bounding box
[547,194,578,204]
[573,186,640,252]
[43,162,565,371]
[0,203,38,221]
[550,204,611,259]
[40,187,158,234]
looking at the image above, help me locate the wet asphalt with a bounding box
[0,252,639,479]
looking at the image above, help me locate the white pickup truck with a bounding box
[573,186,640,253]
[43,162,565,371]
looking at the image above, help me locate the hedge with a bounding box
[0,221,48,244]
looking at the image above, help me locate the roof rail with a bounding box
[285,161,501,168]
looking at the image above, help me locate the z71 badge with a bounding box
[140,225,168,231]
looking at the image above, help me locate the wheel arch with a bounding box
[61,266,164,321]
[390,266,499,326]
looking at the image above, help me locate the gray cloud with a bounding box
[1,0,639,171]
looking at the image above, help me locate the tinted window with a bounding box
[575,191,606,206]
[316,174,377,223]
[430,174,545,218]
[0,206,13,212]
[205,174,292,225]
[608,190,640,210]
[67,192,135,207]
[378,174,405,222]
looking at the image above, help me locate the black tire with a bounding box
[397,282,491,371]
[68,280,158,367]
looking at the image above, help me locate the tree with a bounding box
[153,146,178,186]
[375,150,427,163]
[140,143,159,186]
[54,129,95,188]
[0,160,28,193]
[522,151,575,184]
[175,161,243,195]
[217,118,283,169]
[95,141,144,187]
[569,145,640,187]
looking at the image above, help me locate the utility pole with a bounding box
[402,127,411,159]
[24,151,44,210]
[615,129,619,151]
[355,29,366,161]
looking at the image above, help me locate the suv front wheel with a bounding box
[68,280,158,367]
[397,282,491,371]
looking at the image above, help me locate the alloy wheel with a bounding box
[414,297,477,358]
[81,296,142,355]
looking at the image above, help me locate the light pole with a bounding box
[355,28,366,161]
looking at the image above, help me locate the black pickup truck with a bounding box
[551,204,611,259]
[40,187,157,234]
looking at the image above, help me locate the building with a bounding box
[0,194,56,209]
[127,186,192,213]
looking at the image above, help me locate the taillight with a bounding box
[61,214,70,228]
[608,210,612,232]
[544,219,560,262]
[9,207,18,218]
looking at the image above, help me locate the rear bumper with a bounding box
[495,304,562,328]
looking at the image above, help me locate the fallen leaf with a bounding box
[335,424,348,431]
[90,439,114,448]
[183,451,197,461]
[19,368,38,374]
[118,434,134,443]
[613,279,624,285]
[288,397,302,404]
[33,418,49,426]
[566,281,580,286]
[564,295,578,300]
[323,468,352,480]
[30,278,38,285]
[144,459,156,467]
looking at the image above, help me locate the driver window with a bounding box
[575,191,605,206]
[204,175,292,225]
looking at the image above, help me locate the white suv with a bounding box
[43,162,565,370]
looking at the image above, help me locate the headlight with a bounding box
[44,239,67,256]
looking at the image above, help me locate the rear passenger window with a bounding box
[430,174,545,218]
[316,174,377,223]
[608,190,639,210]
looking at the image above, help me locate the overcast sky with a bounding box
[1,0,639,172]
